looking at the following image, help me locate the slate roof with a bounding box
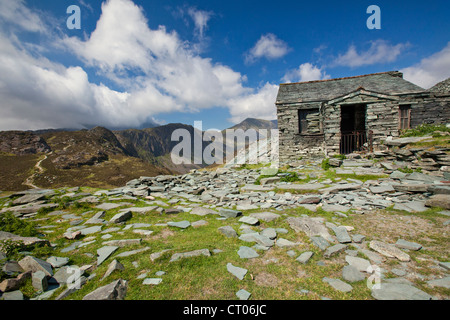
[276,71,425,104]
[428,77,450,93]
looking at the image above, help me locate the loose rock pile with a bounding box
[0,147,449,301]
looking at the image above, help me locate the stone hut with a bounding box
[276,71,450,161]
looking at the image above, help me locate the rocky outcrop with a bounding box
[0,131,50,155]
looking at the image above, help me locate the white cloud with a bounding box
[401,42,450,89]
[0,0,46,33]
[282,63,330,83]
[227,83,279,124]
[245,33,290,64]
[0,0,279,130]
[333,39,408,67]
[187,7,213,39]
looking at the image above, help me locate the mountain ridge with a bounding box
[0,118,277,190]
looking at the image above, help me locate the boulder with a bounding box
[18,256,53,277]
[32,270,48,292]
[425,194,450,210]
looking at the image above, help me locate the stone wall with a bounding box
[408,93,450,128]
[277,91,450,161]
[277,103,325,161]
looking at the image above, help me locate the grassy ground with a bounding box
[1,187,448,301]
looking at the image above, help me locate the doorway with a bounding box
[340,104,367,154]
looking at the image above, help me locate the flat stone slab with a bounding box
[82,279,128,300]
[345,255,371,273]
[323,277,353,293]
[79,226,102,235]
[260,167,279,176]
[142,278,163,285]
[96,203,123,210]
[426,276,450,289]
[342,265,365,282]
[319,183,361,194]
[237,246,259,259]
[260,228,277,240]
[239,233,275,247]
[393,184,432,193]
[109,211,132,224]
[219,209,242,218]
[236,203,259,210]
[334,226,352,244]
[190,207,218,216]
[167,221,191,229]
[324,244,348,258]
[321,204,351,213]
[287,217,334,242]
[218,226,238,238]
[369,185,395,194]
[169,249,211,262]
[384,136,433,147]
[296,251,314,264]
[249,212,280,222]
[240,185,275,192]
[371,283,433,300]
[227,263,247,280]
[0,231,49,248]
[12,193,46,205]
[239,216,259,225]
[275,238,298,248]
[114,247,151,258]
[310,236,330,251]
[395,239,422,251]
[369,240,410,262]
[236,289,251,300]
[125,206,158,214]
[103,239,142,247]
[97,246,119,266]
[277,183,325,191]
[46,256,69,268]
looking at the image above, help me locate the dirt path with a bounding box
[23,152,51,189]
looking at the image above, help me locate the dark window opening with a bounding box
[399,105,411,130]
[340,104,367,154]
[298,109,321,134]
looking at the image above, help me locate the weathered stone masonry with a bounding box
[276,71,450,161]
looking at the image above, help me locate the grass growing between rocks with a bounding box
[3,185,448,301]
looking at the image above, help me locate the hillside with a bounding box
[228,118,277,132]
[0,127,172,191]
[0,118,278,191]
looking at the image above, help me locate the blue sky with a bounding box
[0,0,449,131]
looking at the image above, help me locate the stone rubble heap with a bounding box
[0,148,449,301]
